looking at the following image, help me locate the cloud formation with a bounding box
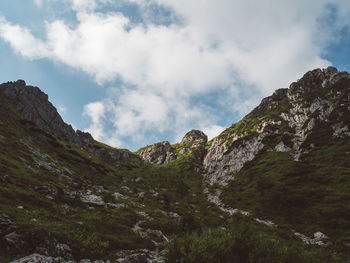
[83,101,105,140]
[34,0,43,7]
[1,0,348,148]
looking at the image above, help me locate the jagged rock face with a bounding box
[0,80,137,164]
[138,141,177,164]
[204,66,350,185]
[0,80,82,145]
[204,134,266,185]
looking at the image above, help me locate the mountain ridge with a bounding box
[0,66,349,262]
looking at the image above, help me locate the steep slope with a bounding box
[0,83,227,262]
[0,80,137,163]
[202,67,350,253]
[139,67,350,261]
[0,67,349,262]
[204,67,347,184]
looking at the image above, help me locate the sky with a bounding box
[0,0,350,151]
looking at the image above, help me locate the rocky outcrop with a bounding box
[179,130,207,153]
[280,67,349,160]
[178,130,207,163]
[138,141,177,164]
[204,133,266,185]
[0,80,139,164]
[203,66,350,184]
[0,80,82,145]
[293,231,331,247]
[137,130,208,165]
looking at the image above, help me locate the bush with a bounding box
[166,219,345,263]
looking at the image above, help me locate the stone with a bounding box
[313,231,329,240]
[55,243,73,260]
[114,192,125,200]
[107,203,126,209]
[10,254,109,263]
[274,141,291,152]
[293,231,331,247]
[115,249,165,263]
[135,177,144,183]
[80,191,105,207]
[10,254,67,263]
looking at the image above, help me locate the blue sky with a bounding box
[0,0,350,151]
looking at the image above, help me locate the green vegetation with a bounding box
[220,79,350,256]
[0,95,225,261]
[1,76,350,262]
[211,89,292,150]
[167,214,346,263]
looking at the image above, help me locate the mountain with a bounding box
[0,67,349,263]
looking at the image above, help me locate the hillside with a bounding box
[0,67,349,262]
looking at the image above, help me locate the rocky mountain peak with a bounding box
[138,130,208,165]
[0,80,81,145]
[204,66,350,185]
[178,130,208,163]
[138,141,177,164]
[180,130,208,146]
[289,66,349,93]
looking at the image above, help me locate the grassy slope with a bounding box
[1,78,349,262]
[220,80,350,256]
[0,95,227,261]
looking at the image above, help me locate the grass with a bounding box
[0,95,225,261]
[166,214,347,263]
[1,77,350,261]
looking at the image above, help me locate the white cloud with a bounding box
[0,19,49,59]
[83,101,105,140]
[69,0,97,11]
[1,1,349,148]
[34,0,43,7]
[203,125,226,141]
[57,105,67,115]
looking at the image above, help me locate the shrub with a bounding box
[166,220,345,263]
